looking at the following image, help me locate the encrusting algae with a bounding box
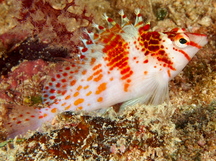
[0,0,215,160]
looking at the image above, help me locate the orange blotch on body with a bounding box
[97,97,103,102]
[74,98,84,106]
[65,95,71,100]
[90,57,96,65]
[86,91,92,96]
[82,70,87,75]
[93,74,103,82]
[73,92,79,97]
[51,108,57,113]
[124,83,130,92]
[77,85,82,91]
[61,102,67,106]
[92,64,102,71]
[144,71,148,75]
[96,82,107,94]
[87,75,93,81]
[84,85,89,89]
[76,106,83,110]
[65,105,71,110]
[70,80,77,86]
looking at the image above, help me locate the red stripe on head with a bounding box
[187,41,202,49]
[178,49,191,61]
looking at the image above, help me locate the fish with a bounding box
[5,9,208,138]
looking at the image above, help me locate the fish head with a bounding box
[161,28,208,78]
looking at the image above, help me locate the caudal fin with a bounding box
[1,104,44,138]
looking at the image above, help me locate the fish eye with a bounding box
[179,38,187,44]
[174,34,190,48]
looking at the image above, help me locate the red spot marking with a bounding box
[143,59,149,63]
[148,45,159,52]
[19,114,23,117]
[56,74,61,78]
[121,71,133,80]
[25,119,30,121]
[50,89,56,93]
[51,78,56,82]
[13,118,16,120]
[56,83,61,88]
[86,40,93,45]
[82,48,88,52]
[65,66,70,70]
[98,25,105,30]
[139,24,150,32]
[39,116,43,119]
[63,73,68,77]
[120,67,131,75]
[49,96,56,100]
[133,57,137,60]
[44,86,49,90]
[158,50,165,55]
[61,79,67,83]
[62,90,67,95]
[144,50,150,56]
[149,39,159,44]
[127,79,131,83]
[26,112,30,114]
[107,17,114,22]
[17,121,22,124]
[49,82,53,86]
[31,115,35,118]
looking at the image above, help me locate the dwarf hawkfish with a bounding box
[5,9,208,138]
